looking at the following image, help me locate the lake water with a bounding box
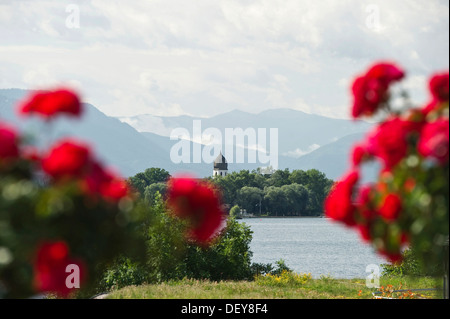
[240,217,386,279]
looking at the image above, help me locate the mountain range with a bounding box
[0,88,376,180]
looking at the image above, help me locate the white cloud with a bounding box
[0,0,448,119]
[283,144,321,158]
[119,115,172,136]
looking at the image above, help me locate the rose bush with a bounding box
[0,89,148,298]
[325,62,449,271]
[0,88,226,298]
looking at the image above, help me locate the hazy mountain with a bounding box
[140,130,378,181]
[1,88,375,180]
[286,132,380,181]
[0,89,176,177]
[121,108,375,179]
[120,108,372,156]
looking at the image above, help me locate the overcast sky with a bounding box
[0,0,448,119]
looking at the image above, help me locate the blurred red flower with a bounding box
[98,174,130,202]
[355,185,378,219]
[21,146,41,163]
[18,88,82,119]
[0,122,19,160]
[33,241,85,298]
[357,223,372,242]
[366,117,410,170]
[167,177,225,245]
[351,143,369,167]
[378,193,402,222]
[429,72,449,102]
[422,99,441,115]
[81,161,129,201]
[41,139,92,179]
[380,248,403,264]
[351,62,405,118]
[324,170,360,226]
[417,118,449,165]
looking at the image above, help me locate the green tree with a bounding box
[144,182,167,205]
[128,168,171,194]
[289,169,309,186]
[237,187,264,215]
[128,172,147,194]
[267,168,291,187]
[211,174,237,206]
[264,186,288,216]
[229,205,241,219]
[304,169,334,214]
[144,193,188,282]
[210,168,332,216]
[281,183,309,216]
[185,217,254,281]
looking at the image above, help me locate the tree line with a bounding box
[128,167,334,217]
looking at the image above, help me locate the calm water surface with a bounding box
[240,217,385,279]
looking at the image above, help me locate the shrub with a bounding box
[270,259,293,276]
[99,256,147,291]
[0,89,147,298]
[250,262,274,277]
[1,88,228,298]
[381,248,441,277]
[324,63,449,273]
[229,204,240,219]
[144,193,188,283]
[108,195,256,285]
[184,217,254,281]
[255,270,312,287]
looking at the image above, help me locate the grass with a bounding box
[106,274,444,299]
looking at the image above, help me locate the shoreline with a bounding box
[237,215,326,219]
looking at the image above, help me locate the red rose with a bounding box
[99,175,130,202]
[366,63,405,85]
[429,72,449,102]
[167,177,225,245]
[378,193,402,222]
[166,177,199,218]
[351,143,370,167]
[422,99,441,116]
[18,88,82,120]
[357,223,372,242]
[366,117,410,170]
[354,185,376,242]
[351,62,405,118]
[351,75,386,118]
[33,241,86,298]
[379,248,403,264]
[41,139,92,179]
[79,161,129,202]
[355,185,378,219]
[417,118,449,165]
[403,177,416,193]
[21,146,41,163]
[0,122,20,160]
[324,170,360,226]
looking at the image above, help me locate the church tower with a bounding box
[213,152,228,177]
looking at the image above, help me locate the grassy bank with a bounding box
[106,275,443,299]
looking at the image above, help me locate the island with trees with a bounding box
[128,167,334,217]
